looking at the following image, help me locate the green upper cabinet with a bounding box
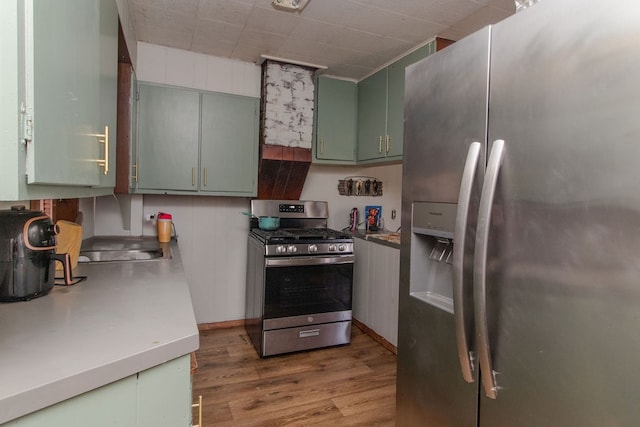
[0,0,118,201]
[200,92,259,195]
[136,84,200,192]
[314,76,357,163]
[386,43,436,159]
[135,83,259,196]
[357,69,389,162]
[357,42,436,164]
[26,0,101,186]
[96,0,119,189]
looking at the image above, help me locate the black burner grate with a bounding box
[251,227,352,243]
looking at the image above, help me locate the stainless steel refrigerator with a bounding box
[396,1,640,425]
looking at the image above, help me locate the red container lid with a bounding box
[157,212,172,220]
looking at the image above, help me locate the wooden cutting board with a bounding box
[55,220,83,270]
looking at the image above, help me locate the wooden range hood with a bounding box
[257,145,311,200]
[256,60,315,200]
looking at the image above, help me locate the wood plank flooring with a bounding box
[192,325,397,426]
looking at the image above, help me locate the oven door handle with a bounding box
[265,255,355,267]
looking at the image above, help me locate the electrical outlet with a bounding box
[145,213,155,221]
[391,209,397,220]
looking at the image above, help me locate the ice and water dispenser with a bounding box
[410,202,457,314]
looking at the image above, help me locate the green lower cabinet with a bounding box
[137,355,193,427]
[5,376,137,427]
[314,76,357,163]
[5,355,192,427]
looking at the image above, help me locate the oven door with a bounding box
[263,254,354,328]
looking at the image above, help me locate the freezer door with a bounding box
[480,0,640,425]
[396,27,490,426]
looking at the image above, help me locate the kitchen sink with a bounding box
[78,248,168,263]
[78,248,164,262]
[78,236,173,263]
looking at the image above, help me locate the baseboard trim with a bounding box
[352,318,397,355]
[197,319,397,355]
[197,319,245,331]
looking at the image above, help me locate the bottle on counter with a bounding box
[157,212,173,242]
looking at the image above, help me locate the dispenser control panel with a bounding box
[411,202,457,239]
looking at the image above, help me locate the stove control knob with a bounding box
[287,245,297,253]
[276,245,286,254]
[338,244,346,252]
[308,244,318,253]
[328,244,337,252]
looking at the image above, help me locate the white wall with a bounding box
[0,201,27,210]
[90,45,404,324]
[136,42,261,97]
[300,163,403,233]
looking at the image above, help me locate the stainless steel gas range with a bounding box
[245,200,354,357]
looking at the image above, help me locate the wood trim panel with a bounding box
[436,37,456,51]
[114,62,133,194]
[197,319,246,331]
[197,319,397,355]
[352,318,397,355]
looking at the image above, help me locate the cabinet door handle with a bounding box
[378,135,383,153]
[320,137,324,154]
[386,135,391,153]
[474,139,505,400]
[453,141,481,384]
[192,395,202,427]
[299,329,320,338]
[132,163,138,183]
[192,168,196,186]
[96,125,109,175]
[203,168,207,187]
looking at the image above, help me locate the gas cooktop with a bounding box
[251,227,352,244]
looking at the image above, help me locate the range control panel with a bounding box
[279,203,305,213]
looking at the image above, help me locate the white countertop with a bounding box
[0,238,199,424]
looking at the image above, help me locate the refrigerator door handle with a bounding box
[453,141,481,383]
[474,139,505,399]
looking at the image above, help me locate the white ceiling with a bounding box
[129,0,515,80]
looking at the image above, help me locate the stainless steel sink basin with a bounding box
[78,248,167,263]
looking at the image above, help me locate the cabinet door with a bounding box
[375,244,400,346]
[26,0,101,186]
[357,69,388,161]
[353,239,372,325]
[4,375,137,427]
[4,355,192,427]
[385,62,405,159]
[96,0,118,188]
[137,84,200,191]
[386,43,435,159]
[354,239,401,346]
[138,355,192,427]
[200,92,259,195]
[315,77,357,162]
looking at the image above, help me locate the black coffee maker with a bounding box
[0,206,72,302]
